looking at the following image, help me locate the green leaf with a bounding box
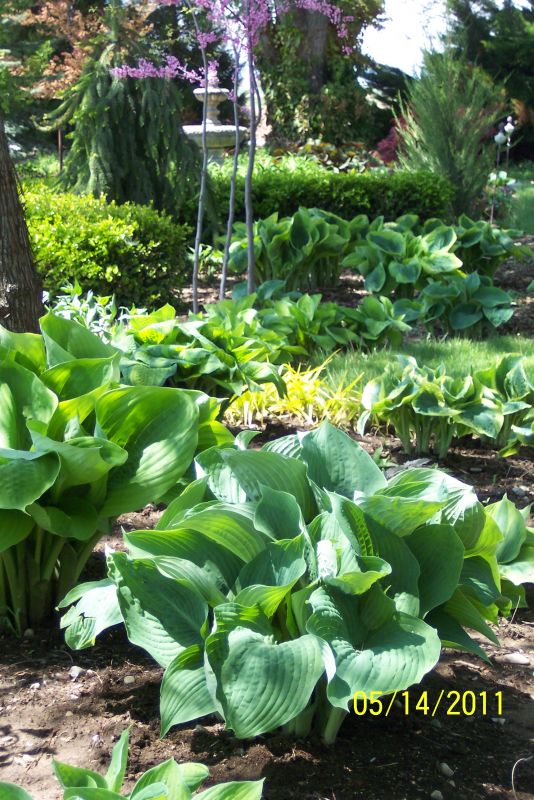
[205,607,324,738]
[40,312,116,365]
[0,511,34,553]
[53,760,107,790]
[299,423,386,498]
[368,230,406,256]
[254,486,305,540]
[0,450,60,511]
[0,327,46,373]
[160,646,216,736]
[195,782,264,800]
[486,495,527,564]
[62,790,124,800]
[406,524,464,615]
[105,729,129,793]
[59,579,123,650]
[0,783,34,800]
[500,545,534,586]
[131,759,206,800]
[108,554,207,668]
[443,588,499,645]
[425,608,491,662]
[96,387,198,516]
[307,586,440,710]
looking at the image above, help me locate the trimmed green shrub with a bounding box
[24,184,192,307]
[205,158,455,225]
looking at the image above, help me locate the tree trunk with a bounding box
[0,115,42,333]
[295,9,330,93]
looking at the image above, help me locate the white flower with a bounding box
[316,539,338,580]
[494,132,507,145]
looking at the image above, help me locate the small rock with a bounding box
[234,747,245,757]
[491,716,505,725]
[511,486,526,498]
[430,719,442,730]
[469,467,483,473]
[194,724,209,734]
[438,763,454,778]
[29,682,40,691]
[23,628,34,640]
[65,711,74,718]
[519,485,530,493]
[69,693,80,700]
[502,652,530,665]
[448,780,456,787]
[430,791,444,800]
[90,734,103,748]
[86,669,96,677]
[69,666,85,680]
[123,675,136,686]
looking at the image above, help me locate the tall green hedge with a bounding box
[202,164,455,226]
[25,184,192,307]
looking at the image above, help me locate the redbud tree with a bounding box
[114,0,355,310]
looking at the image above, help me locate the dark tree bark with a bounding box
[0,115,42,333]
[294,9,330,93]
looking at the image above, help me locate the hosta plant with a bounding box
[0,314,222,635]
[448,215,531,278]
[0,729,263,799]
[61,424,532,744]
[357,356,504,458]
[225,356,362,429]
[474,355,534,449]
[418,272,514,337]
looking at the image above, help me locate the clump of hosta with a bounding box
[225,356,361,429]
[62,423,533,744]
[0,729,263,799]
[0,313,229,635]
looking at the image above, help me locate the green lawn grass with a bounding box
[323,335,534,387]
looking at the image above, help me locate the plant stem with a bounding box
[244,22,257,295]
[220,47,241,301]
[1,549,26,635]
[41,536,65,582]
[321,706,347,745]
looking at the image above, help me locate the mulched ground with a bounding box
[1,241,534,800]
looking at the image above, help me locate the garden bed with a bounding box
[1,605,533,800]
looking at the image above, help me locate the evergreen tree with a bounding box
[396,49,503,216]
[41,0,200,216]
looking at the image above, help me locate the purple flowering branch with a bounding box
[112,0,355,302]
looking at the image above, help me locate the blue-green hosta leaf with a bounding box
[425,608,491,662]
[206,624,324,738]
[357,493,444,538]
[157,480,210,529]
[254,486,305,540]
[234,537,307,617]
[0,449,60,511]
[40,312,117,366]
[108,554,207,668]
[160,645,216,736]
[261,434,302,459]
[499,545,534,586]
[448,303,483,330]
[364,264,386,293]
[455,402,503,439]
[328,494,374,556]
[367,520,421,616]
[153,557,227,606]
[59,579,123,650]
[461,555,501,609]
[0,510,34,553]
[125,528,242,595]
[168,505,263,562]
[442,588,499,645]
[326,554,391,596]
[368,229,406,256]
[405,524,464,616]
[306,586,440,710]
[486,495,527,564]
[196,448,315,521]
[195,782,264,800]
[389,260,421,285]
[41,356,120,401]
[96,387,198,516]
[299,423,386,498]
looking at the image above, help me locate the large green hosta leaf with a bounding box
[205,604,324,737]
[108,554,207,668]
[307,586,441,709]
[96,387,199,516]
